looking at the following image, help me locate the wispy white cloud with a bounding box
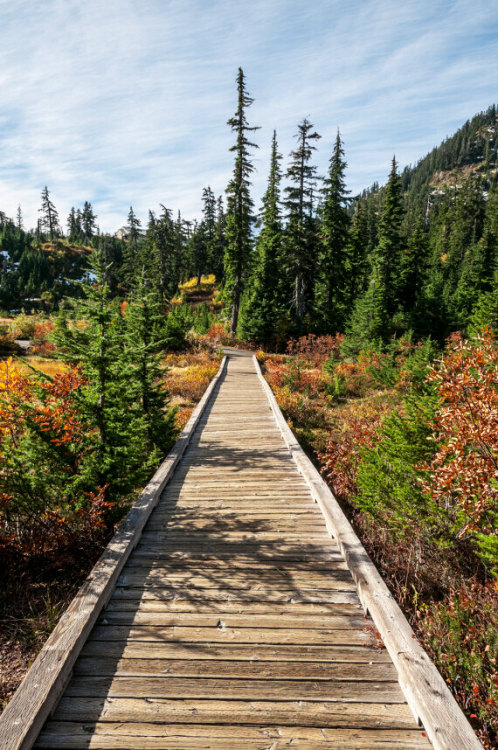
[0,0,496,231]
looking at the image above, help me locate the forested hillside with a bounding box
[1,94,496,348]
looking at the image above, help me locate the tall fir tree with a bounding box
[122,206,142,286]
[81,201,98,245]
[346,157,405,350]
[212,196,226,282]
[53,248,149,501]
[224,67,259,333]
[124,277,177,456]
[283,118,321,326]
[201,186,217,280]
[39,186,59,240]
[240,131,284,346]
[316,130,350,332]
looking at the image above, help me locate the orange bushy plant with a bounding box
[32,319,56,355]
[0,358,111,558]
[420,328,498,567]
[318,402,391,501]
[286,333,345,364]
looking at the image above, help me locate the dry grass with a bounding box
[14,357,67,379]
[163,349,221,430]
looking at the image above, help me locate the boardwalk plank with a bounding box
[36,723,429,749]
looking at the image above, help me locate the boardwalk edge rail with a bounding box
[254,354,482,750]
[0,355,228,750]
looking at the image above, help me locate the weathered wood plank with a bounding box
[36,723,430,749]
[110,587,361,604]
[74,657,397,681]
[63,676,404,703]
[97,611,366,628]
[80,641,391,663]
[51,697,420,729]
[103,599,364,615]
[89,625,371,645]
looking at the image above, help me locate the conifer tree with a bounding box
[67,207,82,242]
[122,206,142,286]
[54,248,148,501]
[375,156,404,317]
[283,118,321,326]
[212,196,226,282]
[81,201,97,245]
[188,221,208,286]
[127,206,141,255]
[240,131,284,346]
[224,67,259,333]
[124,277,177,456]
[39,186,59,240]
[142,205,179,299]
[348,198,372,306]
[316,130,350,332]
[345,157,404,350]
[201,186,217,280]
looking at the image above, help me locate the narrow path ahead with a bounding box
[36,350,428,749]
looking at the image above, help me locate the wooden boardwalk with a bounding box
[2,349,481,749]
[31,351,427,749]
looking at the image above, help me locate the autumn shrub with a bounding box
[325,357,375,400]
[319,401,391,501]
[165,362,219,403]
[201,321,227,345]
[420,328,498,574]
[287,333,345,364]
[417,581,497,747]
[7,313,40,340]
[0,358,111,561]
[32,318,56,355]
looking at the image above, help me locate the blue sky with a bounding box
[0,0,497,233]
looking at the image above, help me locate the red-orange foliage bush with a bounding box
[202,321,226,343]
[418,581,497,746]
[32,319,56,355]
[318,402,391,500]
[420,329,498,548]
[287,333,345,364]
[0,358,111,560]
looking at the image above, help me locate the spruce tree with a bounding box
[224,67,259,333]
[122,206,142,286]
[54,248,148,501]
[142,205,179,299]
[348,198,372,307]
[81,201,97,245]
[39,186,59,240]
[212,196,226,282]
[188,220,208,286]
[124,277,177,456]
[283,118,321,326]
[239,131,284,346]
[316,130,350,332]
[345,157,404,350]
